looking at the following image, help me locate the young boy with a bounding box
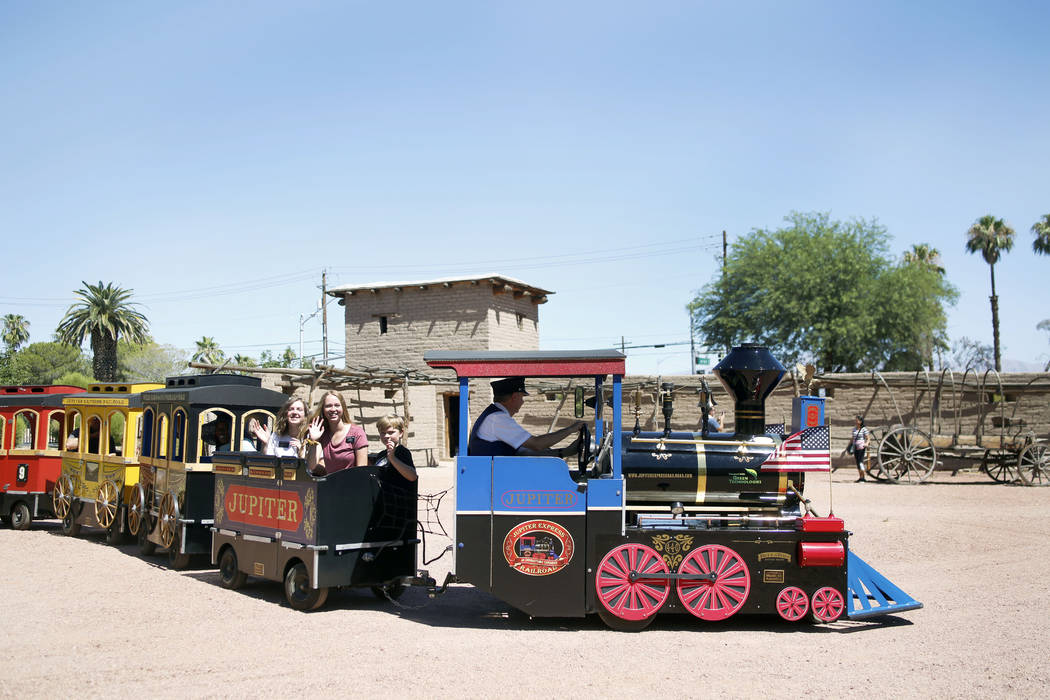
[370,415,417,483]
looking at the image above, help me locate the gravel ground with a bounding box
[1,467,1048,699]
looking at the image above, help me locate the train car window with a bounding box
[141,409,154,457]
[240,410,274,452]
[172,409,186,461]
[48,411,65,449]
[134,416,143,458]
[156,414,169,459]
[197,408,234,463]
[14,410,37,449]
[107,411,125,456]
[65,411,81,452]
[0,415,6,450]
[86,416,103,455]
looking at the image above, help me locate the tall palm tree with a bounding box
[965,215,1015,372]
[192,336,225,365]
[2,314,30,353]
[902,244,945,275]
[1033,214,1050,256]
[56,282,150,381]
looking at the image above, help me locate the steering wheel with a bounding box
[576,423,592,473]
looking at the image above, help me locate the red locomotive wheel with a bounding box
[595,543,670,622]
[811,586,846,622]
[775,586,809,622]
[676,544,751,621]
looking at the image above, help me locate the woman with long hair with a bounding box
[305,391,369,475]
[249,397,307,457]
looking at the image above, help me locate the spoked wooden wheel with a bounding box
[983,448,1016,483]
[127,483,147,536]
[776,586,810,622]
[595,543,670,631]
[878,427,937,483]
[811,587,846,622]
[1017,444,1050,486]
[676,544,751,621]
[158,491,180,550]
[53,475,75,518]
[284,562,329,611]
[94,480,120,528]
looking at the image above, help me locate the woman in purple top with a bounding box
[305,391,368,476]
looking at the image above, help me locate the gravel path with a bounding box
[2,467,1047,698]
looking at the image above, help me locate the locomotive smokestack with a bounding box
[712,344,785,436]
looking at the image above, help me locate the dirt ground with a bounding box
[2,466,1048,699]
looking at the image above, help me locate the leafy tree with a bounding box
[688,211,958,372]
[2,314,30,352]
[281,347,297,367]
[902,244,945,275]
[56,281,150,382]
[1033,214,1050,256]
[233,354,257,368]
[964,215,1015,372]
[118,341,190,382]
[950,337,994,372]
[6,342,92,384]
[192,336,225,365]
[54,371,93,389]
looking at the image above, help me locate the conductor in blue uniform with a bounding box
[468,377,586,457]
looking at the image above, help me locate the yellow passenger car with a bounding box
[53,382,163,541]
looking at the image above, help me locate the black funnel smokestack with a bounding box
[712,344,785,436]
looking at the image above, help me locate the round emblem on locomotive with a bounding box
[503,519,574,576]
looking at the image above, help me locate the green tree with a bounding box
[2,314,31,352]
[192,336,225,365]
[902,244,945,275]
[1033,214,1050,255]
[56,281,150,382]
[118,341,190,382]
[688,212,958,372]
[6,342,92,384]
[964,215,1015,372]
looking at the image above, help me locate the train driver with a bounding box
[467,377,585,458]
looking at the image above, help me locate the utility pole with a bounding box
[722,230,730,357]
[321,270,329,365]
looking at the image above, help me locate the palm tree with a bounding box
[192,336,225,365]
[965,215,1015,372]
[232,353,256,368]
[902,244,945,275]
[56,282,150,381]
[1033,214,1050,256]
[2,314,30,353]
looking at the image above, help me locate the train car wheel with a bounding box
[53,475,74,519]
[284,562,329,611]
[676,544,751,621]
[218,547,247,590]
[158,491,179,550]
[94,480,120,529]
[775,586,809,622]
[811,587,846,623]
[137,520,156,556]
[127,483,146,536]
[594,543,669,629]
[61,510,81,537]
[10,502,32,531]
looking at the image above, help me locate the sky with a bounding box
[2,1,1048,376]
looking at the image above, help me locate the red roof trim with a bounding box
[425,358,625,378]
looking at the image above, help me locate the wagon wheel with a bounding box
[284,562,329,611]
[983,448,1016,483]
[594,543,670,631]
[878,427,937,483]
[775,586,809,622]
[53,474,75,519]
[811,587,846,623]
[1017,444,1050,487]
[126,483,146,536]
[158,491,180,550]
[676,544,751,621]
[94,480,120,529]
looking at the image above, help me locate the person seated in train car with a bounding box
[701,410,726,433]
[64,420,100,453]
[369,414,417,483]
[467,377,585,458]
[249,397,307,457]
[304,391,369,476]
[201,415,233,455]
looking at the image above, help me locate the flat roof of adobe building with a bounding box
[326,273,553,303]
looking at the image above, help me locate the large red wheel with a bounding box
[811,586,846,622]
[676,544,750,621]
[595,543,670,624]
[776,586,809,622]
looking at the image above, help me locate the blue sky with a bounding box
[2,1,1048,375]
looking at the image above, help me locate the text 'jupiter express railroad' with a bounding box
[425,344,922,630]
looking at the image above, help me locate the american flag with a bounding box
[760,425,831,472]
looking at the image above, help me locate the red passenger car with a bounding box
[0,385,84,529]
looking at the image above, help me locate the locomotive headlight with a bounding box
[671,501,685,516]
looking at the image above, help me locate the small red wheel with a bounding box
[595,543,670,622]
[776,586,809,622]
[676,544,750,621]
[811,586,846,622]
